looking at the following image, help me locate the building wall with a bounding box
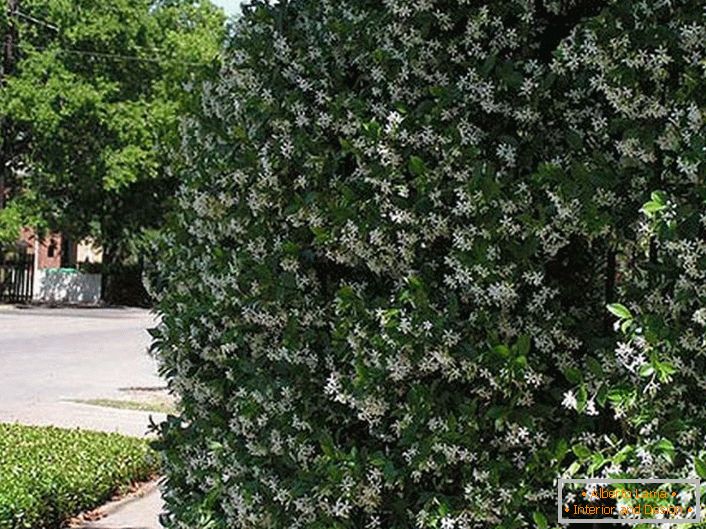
[18,229,103,270]
[33,269,102,304]
[76,238,103,266]
[18,228,64,269]
[15,228,104,303]
[17,227,36,256]
[38,234,64,269]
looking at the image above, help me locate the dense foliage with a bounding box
[0,0,225,301]
[152,1,706,528]
[0,423,158,529]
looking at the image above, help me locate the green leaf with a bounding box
[596,385,608,406]
[486,405,506,419]
[588,452,606,474]
[429,85,445,97]
[493,344,511,358]
[651,191,667,204]
[586,357,604,377]
[641,200,667,217]
[516,335,531,355]
[564,367,583,384]
[654,439,675,462]
[655,361,677,381]
[572,444,591,459]
[533,511,548,529]
[567,130,584,150]
[607,303,633,320]
[480,53,497,76]
[695,457,706,479]
[383,461,397,480]
[607,388,629,404]
[408,156,427,176]
[555,438,569,462]
[613,445,634,464]
[641,192,667,217]
[363,120,381,139]
[638,364,654,378]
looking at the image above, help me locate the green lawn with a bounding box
[68,398,178,414]
[0,423,159,529]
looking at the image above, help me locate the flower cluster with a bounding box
[150,1,706,528]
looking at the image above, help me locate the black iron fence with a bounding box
[0,253,34,303]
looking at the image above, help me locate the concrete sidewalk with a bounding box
[76,481,164,529]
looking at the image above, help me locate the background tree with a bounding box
[0,0,225,303]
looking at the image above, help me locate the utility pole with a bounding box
[0,0,19,210]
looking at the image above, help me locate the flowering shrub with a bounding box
[150,1,706,528]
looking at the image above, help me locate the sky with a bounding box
[210,0,241,15]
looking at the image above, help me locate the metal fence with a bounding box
[0,253,34,303]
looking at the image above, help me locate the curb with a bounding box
[71,479,162,527]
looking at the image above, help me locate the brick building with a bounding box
[18,228,102,270]
[4,228,104,304]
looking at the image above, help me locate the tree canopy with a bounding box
[0,0,225,299]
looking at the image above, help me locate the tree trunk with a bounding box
[100,235,122,304]
[100,243,112,304]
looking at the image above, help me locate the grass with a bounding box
[0,423,159,529]
[69,398,177,414]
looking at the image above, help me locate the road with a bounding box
[0,305,165,437]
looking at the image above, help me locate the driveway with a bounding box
[0,305,166,437]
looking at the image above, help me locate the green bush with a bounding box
[151,1,706,528]
[0,424,158,529]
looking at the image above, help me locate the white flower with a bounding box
[692,308,706,326]
[562,390,578,410]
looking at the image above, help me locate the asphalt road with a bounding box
[0,306,165,437]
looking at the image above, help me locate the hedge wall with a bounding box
[151,1,706,527]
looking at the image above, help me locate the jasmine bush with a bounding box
[151,1,706,528]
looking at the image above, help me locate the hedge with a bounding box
[151,1,706,528]
[0,424,158,529]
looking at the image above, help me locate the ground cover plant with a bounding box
[151,0,706,528]
[0,423,158,529]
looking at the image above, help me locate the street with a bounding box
[0,306,165,437]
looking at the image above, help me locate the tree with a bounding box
[152,1,706,528]
[0,0,225,302]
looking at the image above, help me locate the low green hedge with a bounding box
[0,423,159,529]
